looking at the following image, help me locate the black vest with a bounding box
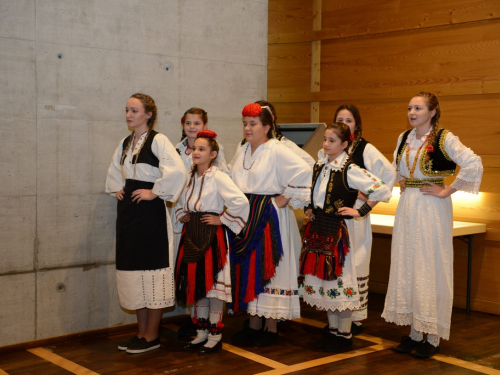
[307,158,358,219]
[395,129,456,177]
[121,130,160,168]
[350,138,369,169]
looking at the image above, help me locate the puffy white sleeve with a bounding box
[215,172,250,234]
[392,132,405,182]
[362,143,397,201]
[346,164,393,202]
[228,141,245,174]
[105,137,127,197]
[444,132,483,194]
[173,183,188,233]
[151,134,188,202]
[276,145,313,209]
[281,138,316,168]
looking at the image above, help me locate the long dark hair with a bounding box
[334,104,362,156]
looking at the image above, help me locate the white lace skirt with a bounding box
[381,188,454,340]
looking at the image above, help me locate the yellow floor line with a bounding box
[222,343,288,369]
[0,368,9,375]
[254,345,387,375]
[27,348,100,375]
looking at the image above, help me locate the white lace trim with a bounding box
[220,214,244,235]
[246,308,301,321]
[381,310,450,340]
[283,187,310,209]
[450,177,481,195]
[303,298,360,313]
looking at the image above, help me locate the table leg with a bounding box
[467,234,473,314]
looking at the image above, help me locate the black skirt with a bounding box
[116,179,169,271]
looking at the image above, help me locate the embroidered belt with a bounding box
[404,178,444,188]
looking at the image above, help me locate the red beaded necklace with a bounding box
[406,133,429,178]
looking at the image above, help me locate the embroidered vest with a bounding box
[350,138,369,169]
[395,129,456,177]
[308,159,358,219]
[121,130,160,168]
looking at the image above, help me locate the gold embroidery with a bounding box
[325,206,334,214]
[334,199,344,209]
[439,129,453,161]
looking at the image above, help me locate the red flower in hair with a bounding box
[426,145,434,153]
[242,103,262,117]
[350,134,354,141]
[181,116,184,124]
[197,130,217,139]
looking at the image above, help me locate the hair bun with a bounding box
[197,130,217,139]
[242,103,262,117]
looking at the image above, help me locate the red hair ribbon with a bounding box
[242,103,262,117]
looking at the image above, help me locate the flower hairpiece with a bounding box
[426,145,434,153]
[197,130,217,139]
[242,103,262,117]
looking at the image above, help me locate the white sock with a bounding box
[410,325,423,342]
[191,298,210,344]
[204,333,221,348]
[337,310,353,339]
[327,310,338,333]
[205,298,224,348]
[191,329,208,344]
[427,334,440,347]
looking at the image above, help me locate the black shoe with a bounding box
[117,335,139,351]
[178,320,197,337]
[254,330,279,347]
[231,326,262,343]
[351,322,363,336]
[126,337,160,354]
[182,339,208,351]
[395,336,424,353]
[315,331,337,348]
[323,324,329,333]
[198,340,222,355]
[415,341,440,358]
[325,335,352,352]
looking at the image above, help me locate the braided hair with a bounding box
[413,92,441,162]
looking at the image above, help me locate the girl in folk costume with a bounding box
[174,130,249,354]
[301,123,392,351]
[105,93,187,354]
[382,92,483,358]
[175,107,230,174]
[317,105,396,335]
[228,103,312,347]
[173,108,230,337]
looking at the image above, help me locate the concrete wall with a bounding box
[0,0,268,346]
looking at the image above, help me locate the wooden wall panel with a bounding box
[274,102,311,124]
[268,0,500,315]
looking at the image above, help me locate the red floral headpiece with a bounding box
[197,130,217,139]
[426,145,434,153]
[181,116,184,124]
[242,103,262,117]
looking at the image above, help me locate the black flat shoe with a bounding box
[198,340,222,355]
[351,322,363,336]
[182,339,208,351]
[231,326,262,343]
[395,336,424,353]
[415,341,440,358]
[254,330,278,347]
[126,337,160,354]
[117,335,139,351]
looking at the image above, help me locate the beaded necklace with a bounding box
[406,133,429,178]
[185,139,193,155]
[243,144,256,170]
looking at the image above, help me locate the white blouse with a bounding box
[394,128,483,194]
[230,139,312,209]
[106,131,187,202]
[313,152,393,208]
[175,166,249,235]
[176,137,230,176]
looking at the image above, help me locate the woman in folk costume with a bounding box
[105,93,187,354]
[382,92,483,358]
[316,105,396,335]
[228,102,312,347]
[301,122,392,351]
[174,130,249,354]
[173,107,230,337]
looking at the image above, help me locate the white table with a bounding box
[370,214,487,314]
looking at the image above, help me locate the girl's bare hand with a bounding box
[131,189,158,203]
